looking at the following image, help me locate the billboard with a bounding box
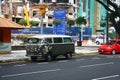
[53,9,66,35]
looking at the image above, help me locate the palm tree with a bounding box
[67,19,75,35]
[75,16,87,46]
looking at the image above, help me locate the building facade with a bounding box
[0,0,107,35]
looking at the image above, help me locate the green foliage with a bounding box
[53,19,61,26]
[100,22,106,27]
[30,20,38,26]
[67,19,75,27]
[96,0,120,37]
[76,16,87,25]
[18,18,38,27]
[18,18,27,26]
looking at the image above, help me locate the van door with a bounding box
[52,37,63,55]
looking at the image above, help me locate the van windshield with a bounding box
[27,38,42,44]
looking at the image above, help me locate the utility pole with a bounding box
[39,4,46,34]
[106,1,109,42]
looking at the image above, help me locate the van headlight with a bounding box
[34,48,37,51]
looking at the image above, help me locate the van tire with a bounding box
[65,53,72,60]
[31,56,37,61]
[46,54,52,62]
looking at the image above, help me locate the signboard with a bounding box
[54,9,66,35]
[0,43,11,54]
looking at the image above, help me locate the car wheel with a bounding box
[31,56,37,61]
[112,50,116,55]
[96,41,100,45]
[65,53,72,60]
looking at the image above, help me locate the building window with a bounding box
[48,16,53,19]
[56,0,69,3]
[48,24,52,27]
[43,0,52,3]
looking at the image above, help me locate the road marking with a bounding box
[76,59,85,61]
[1,69,61,78]
[106,56,114,58]
[92,57,100,60]
[14,64,27,67]
[58,60,68,63]
[92,75,119,80]
[80,62,114,68]
[37,62,48,65]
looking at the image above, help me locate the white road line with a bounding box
[106,56,114,58]
[1,69,61,78]
[58,60,68,63]
[92,75,119,80]
[92,57,100,60]
[37,62,48,65]
[80,62,114,68]
[76,59,85,61]
[14,64,27,67]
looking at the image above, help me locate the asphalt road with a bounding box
[0,55,120,80]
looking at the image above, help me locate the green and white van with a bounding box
[26,35,75,61]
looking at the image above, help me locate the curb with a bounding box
[0,52,98,64]
[0,58,30,64]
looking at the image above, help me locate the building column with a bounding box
[90,0,94,35]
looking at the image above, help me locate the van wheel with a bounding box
[65,53,72,60]
[46,54,52,62]
[31,56,37,61]
[112,50,116,55]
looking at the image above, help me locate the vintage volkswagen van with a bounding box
[26,35,75,61]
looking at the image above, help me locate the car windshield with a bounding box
[27,38,42,44]
[107,40,116,45]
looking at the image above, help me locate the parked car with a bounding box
[98,39,120,55]
[95,36,106,45]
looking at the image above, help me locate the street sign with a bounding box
[96,30,104,32]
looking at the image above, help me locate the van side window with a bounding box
[63,38,72,43]
[54,38,62,43]
[45,38,52,43]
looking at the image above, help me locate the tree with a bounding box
[76,16,87,26]
[53,19,61,34]
[53,19,61,26]
[96,0,120,38]
[18,18,27,26]
[75,16,87,46]
[67,19,75,35]
[18,19,37,27]
[30,20,38,26]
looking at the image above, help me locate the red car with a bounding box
[98,39,120,54]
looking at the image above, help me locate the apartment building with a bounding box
[1,0,79,28]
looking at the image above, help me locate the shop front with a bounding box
[0,17,24,54]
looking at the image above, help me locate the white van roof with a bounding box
[30,34,72,39]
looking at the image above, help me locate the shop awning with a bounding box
[0,17,25,29]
